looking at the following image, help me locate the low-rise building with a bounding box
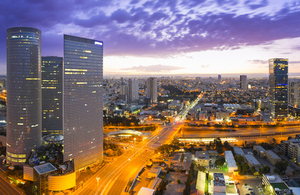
[137,187,155,195]
[225,151,238,173]
[213,173,226,194]
[195,151,210,167]
[233,147,244,156]
[289,142,300,165]
[196,171,206,195]
[265,150,281,165]
[148,166,161,178]
[147,177,162,191]
[262,174,292,195]
[253,145,266,158]
[243,154,261,167]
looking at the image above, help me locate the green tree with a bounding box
[251,167,256,174]
[217,147,224,154]
[275,160,289,175]
[263,165,270,174]
[215,157,225,167]
[253,150,258,156]
[181,153,185,162]
[177,179,181,184]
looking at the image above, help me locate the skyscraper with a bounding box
[288,80,300,106]
[6,27,42,165]
[240,75,247,90]
[64,35,103,170]
[218,75,221,84]
[129,78,139,102]
[269,58,288,119]
[42,56,63,134]
[147,77,157,104]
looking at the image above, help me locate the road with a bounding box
[180,126,300,137]
[0,172,22,195]
[74,124,180,195]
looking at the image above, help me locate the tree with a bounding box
[177,179,181,184]
[215,157,225,167]
[181,153,185,162]
[263,165,270,174]
[217,147,224,154]
[251,167,256,174]
[253,150,258,156]
[275,160,289,175]
[224,141,232,150]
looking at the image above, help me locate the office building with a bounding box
[288,80,300,106]
[42,56,63,134]
[240,75,247,90]
[6,27,42,165]
[269,58,288,119]
[147,77,157,103]
[218,74,221,84]
[119,84,129,102]
[129,78,139,102]
[64,34,103,170]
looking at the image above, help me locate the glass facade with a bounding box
[42,56,63,134]
[269,58,288,119]
[63,35,103,170]
[6,27,42,165]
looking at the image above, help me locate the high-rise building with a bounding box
[6,27,42,165]
[218,75,221,84]
[288,80,300,106]
[42,56,63,134]
[147,77,157,103]
[119,84,129,102]
[64,35,103,170]
[129,79,139,102]
[240,75,247,90]
[269,58,288,119]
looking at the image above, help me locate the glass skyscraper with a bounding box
[269,58,288,119]
[42,56,63,134]
[6,27,42,165]
[63,35,103,170]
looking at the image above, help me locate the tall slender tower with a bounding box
[42,56,63,134]
[269,58,288,119]
[147,77,157,104]
[240,75,247,90]
[6,27,42,165]
[129,79,139,102]
[64,35,103,170]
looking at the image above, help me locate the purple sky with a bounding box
[1,0,300,76]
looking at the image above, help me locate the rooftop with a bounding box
[137,187,155,195]
[213,173,225,186]
[149,166,161,175]
[233,147,244,156]
[244,154,261,166]
[254,145,266,152]
[266,150,281,160]
[34,163,57,175]
[225,151,237,168]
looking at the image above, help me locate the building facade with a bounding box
[129,78,139,102]
[269,58,288,119]
[288,80,300,106]
[42,56,63,134]
[63,35,103,170]
[240,75,247,90]
[147,77,157,104]
[6,27,42,165]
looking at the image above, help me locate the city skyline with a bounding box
[0,0,299,76]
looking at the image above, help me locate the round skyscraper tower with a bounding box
[6,27,42,165]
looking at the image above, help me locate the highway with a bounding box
[74,124,180,195]
[0,172,22,195]
[180,125,300,137]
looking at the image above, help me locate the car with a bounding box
[248,188,253,191]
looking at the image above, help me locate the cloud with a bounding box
[122,65,184,72]
[248,60,268,64]
[0,0,299,62]
[201,65,211,69]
